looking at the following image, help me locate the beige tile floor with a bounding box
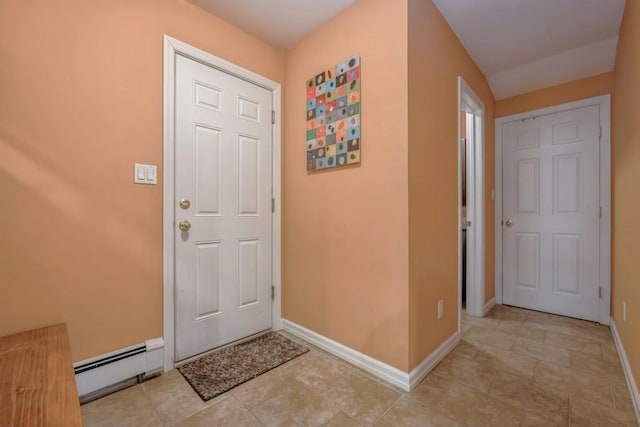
[82,305,639,426]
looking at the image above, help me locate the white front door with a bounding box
[175,54,273,361]
[502,105,600,321]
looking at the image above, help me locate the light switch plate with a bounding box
[134,163,157,185]
[146,165,157,184]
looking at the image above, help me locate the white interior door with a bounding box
[175,54,273,361]
[502,105,600,321]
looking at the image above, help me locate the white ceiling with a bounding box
[189,0,357,50]
[432,0,626,99]
[190,0,626,99]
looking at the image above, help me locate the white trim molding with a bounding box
[494,95,611,324]
[163,35,282,371]
[610,319,640,424]
[408,331,460,390]
[282,319,459,392]
[484,297,496,316]
[457,76,486,326]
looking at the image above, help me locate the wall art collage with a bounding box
[306,55,361,170]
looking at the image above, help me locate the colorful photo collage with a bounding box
[306,55,361,170]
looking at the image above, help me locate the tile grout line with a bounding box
[139,382,173,426]
[608,380,617,409]
[231,393,267,427]
[369,393,404,427]
[568,393,574,427]
[140,384,169,427]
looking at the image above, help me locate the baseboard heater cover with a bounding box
[74,337,164,397]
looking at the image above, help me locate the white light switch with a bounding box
[134,163,157,185]
[136,165,146,181]
[147,165,157,184]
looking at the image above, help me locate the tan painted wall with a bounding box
[495,73,614,118]
[407,0,495,369]
[0,0,283,361]
[612,0,640,389]
[283,0,410,371]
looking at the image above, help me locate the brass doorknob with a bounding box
[179,199,191,209]
[179,220,191,232]
[505,219,514,227]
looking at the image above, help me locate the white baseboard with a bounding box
[74,337,164,396]
[282,319,459,392]
[484,297,496,316]
[610,319,640,424]
[408,330,460,390]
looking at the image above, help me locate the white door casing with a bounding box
[163,36,282,370]
[458,77,485,325]
[465,112,476,312]
[496,96,611,324]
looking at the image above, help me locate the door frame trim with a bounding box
[494,94,611,324]
[457,77,486,322]
[162,36,282,371]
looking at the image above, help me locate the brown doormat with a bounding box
[177,332,309,401]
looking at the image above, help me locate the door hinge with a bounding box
[271,286,275,300]
[599,206,603,218]
[271,110,275,125]
[599,126,602,139]
[271,197,275,213]
[599,287,603,299]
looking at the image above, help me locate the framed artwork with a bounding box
[306,55,361,170]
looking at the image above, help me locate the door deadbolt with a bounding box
[179,199,191,209]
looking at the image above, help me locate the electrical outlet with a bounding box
[437,299,444,319]
[623,301,627,322]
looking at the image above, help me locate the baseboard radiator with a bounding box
[74,337,164,397]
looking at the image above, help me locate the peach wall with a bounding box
[612,0,640,389]
[407,0,495,368]
[0,0,283,361]
[495,72,614,118]
[283,0,410,370]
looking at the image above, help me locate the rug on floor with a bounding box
[177,332,309,401]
